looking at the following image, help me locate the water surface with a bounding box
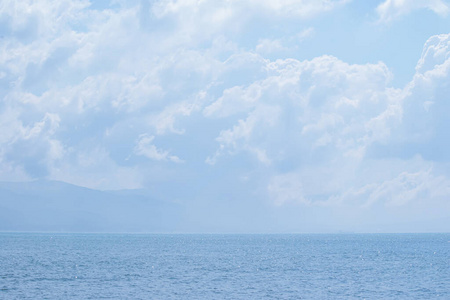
[1,233,449,299]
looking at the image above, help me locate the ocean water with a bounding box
[0,233,449,299]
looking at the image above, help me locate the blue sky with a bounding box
[1,0,450,232]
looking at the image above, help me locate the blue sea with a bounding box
[1,233,449,299]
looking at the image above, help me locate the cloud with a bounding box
[255,39,287,55]
[365,168,450,207]
[154,0,350,21]
[134,134,182,163]
[0,0,449,232]
[151,94,205,135]
[254,28,315,55]
[47,146,144,190]
[297,27,315,40]
[247,0,351,18]
[399,33,450,150]
[206,105,279,165]
[263,33,450,207]
[268,172,309,206]
[377,0,450,22]
[206,55,399,167]
[415,33,450,75]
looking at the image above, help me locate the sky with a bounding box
[1,0,450,232]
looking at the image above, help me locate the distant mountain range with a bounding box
[3,180,448,234]
[0,180,183,233]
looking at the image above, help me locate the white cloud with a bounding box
[152,94,205,135]
[204,83,264,118]
[415,33,450,75]
[206,105,280,165]
[0,0,449,232]
[23,113,60,139]
[377,0,450,22]
[134,134,182,163]
[264,33,450,207]
[206,55,399,167]
[400,33,450,145]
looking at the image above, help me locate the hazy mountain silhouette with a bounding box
[0,180,183,232]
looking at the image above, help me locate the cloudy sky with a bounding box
[1,0,450,232]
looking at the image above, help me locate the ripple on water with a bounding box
[1,233,449,299]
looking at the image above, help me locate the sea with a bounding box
[0,233,449,299]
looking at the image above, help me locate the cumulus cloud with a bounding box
[415,33,450,75]
[396,33,450,149]
[0,0,449,231]
[377,0,450,22]
[207,32,450,207]
[206,55,399,168]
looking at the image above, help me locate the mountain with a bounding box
[0,180,184,233]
